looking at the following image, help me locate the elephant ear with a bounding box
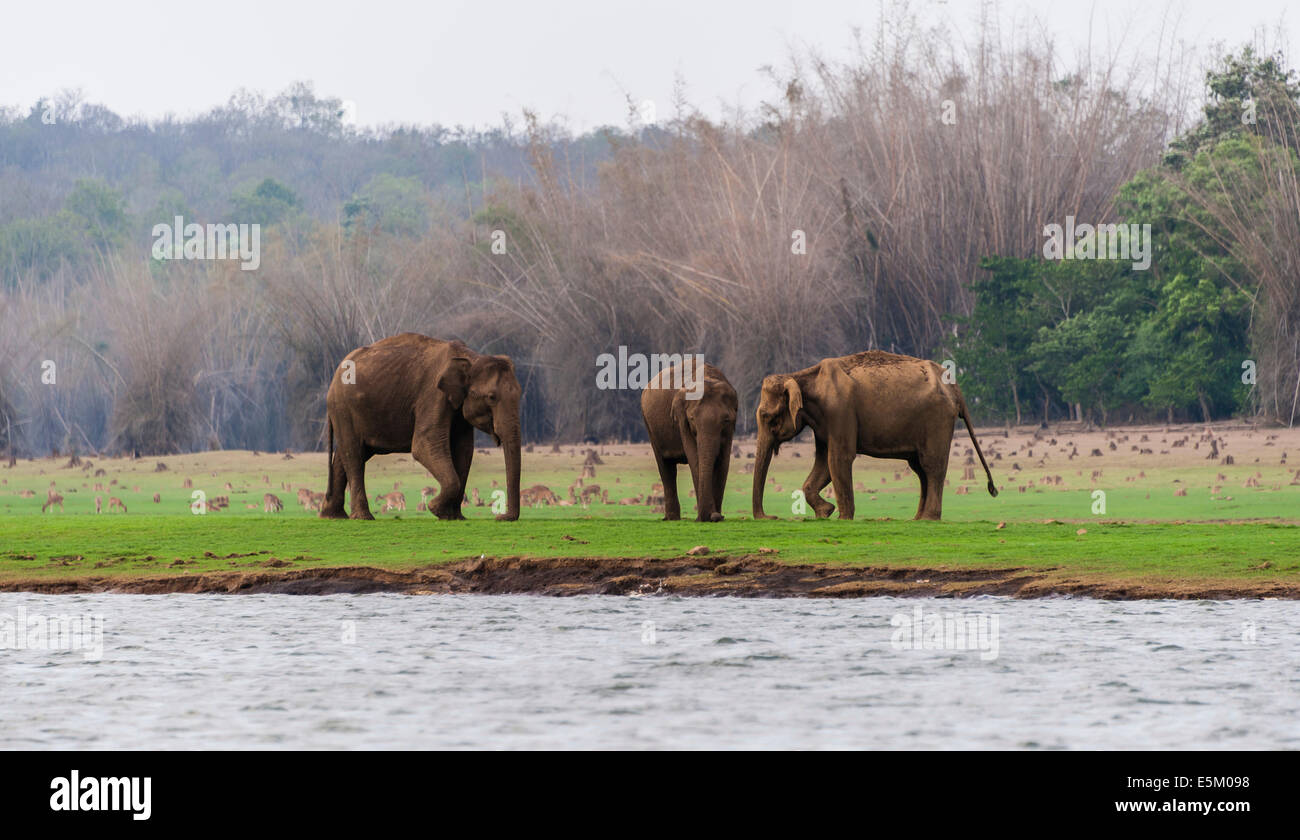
[783,377,803,426]
[438,356,471,409]
[670,390,690,431]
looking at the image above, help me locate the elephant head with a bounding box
[438,352,523,521]
[752,373,809,519]
[671,379,738,521]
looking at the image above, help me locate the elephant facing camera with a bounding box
[319,333,522,522]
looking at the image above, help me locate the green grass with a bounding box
[2,440,1299,591]
[3,508,1299,588]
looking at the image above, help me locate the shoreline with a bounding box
[1,555,1296,600]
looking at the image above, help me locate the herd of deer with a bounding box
[515,450,668,510]
[36,487,128,513]
[26,447,669,516]
[24,428,1296,516]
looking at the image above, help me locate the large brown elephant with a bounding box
[320,333,521,521]
[640,360,737,522]
[752,351,996,521]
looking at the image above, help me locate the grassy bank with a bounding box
[2,515,1297,595]
[3,426,1299,597]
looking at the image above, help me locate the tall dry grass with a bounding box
[470,14,1193,437]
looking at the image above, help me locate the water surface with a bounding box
[1,593,1294,749]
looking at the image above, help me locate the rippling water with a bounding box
[1,593,1296,749]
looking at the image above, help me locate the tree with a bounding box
[1164,46,1300,169]
[231,178,301,227]
[952,258,1044,424]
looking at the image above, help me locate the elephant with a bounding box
[752,351,996,521]
[319,333,521,521]
[640,359,738,521]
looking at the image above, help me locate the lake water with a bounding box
[1,593,1295,749]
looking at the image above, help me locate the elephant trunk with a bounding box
[497,412,521,521]
[752,430,775,519]
[695,431,721,522]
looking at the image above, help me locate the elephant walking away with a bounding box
[320,333,522,521]
[752,351,996,521]
[641,359,738,521]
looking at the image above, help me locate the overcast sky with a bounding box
[3,0,1296,131]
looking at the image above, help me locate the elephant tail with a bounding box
[957,395,998,497]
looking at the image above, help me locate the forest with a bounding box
[3,14,1300,456]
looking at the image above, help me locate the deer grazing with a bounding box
[374,491,406,512]
[297,488,326,511]
[42,489,64,512]
[263,493,284,513]
[107,496,127,513]
[521,484,560,506]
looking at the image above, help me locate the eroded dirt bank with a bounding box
[1,555,1297,599]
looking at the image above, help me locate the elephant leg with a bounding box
[413,429,463,521]
[345,445,374,520]
[450,420,474,507]
[679,429,707,521]
[654,455,681,521]
[802,437,835,518]
[907,454,929,520]
[320,441,349,519]
[828,440,855,520]
[919,449,949,521]
[711,431,733,521]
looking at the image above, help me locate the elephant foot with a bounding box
[349,510,375,521]
[662,513,681,521]
[434,509,466,521]
[709,512,724,523]
[754,513,778,520]
[812,503,835,519]
[494,512,519,521]
[318,508,347,520]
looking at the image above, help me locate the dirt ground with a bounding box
[4,553,1298,600]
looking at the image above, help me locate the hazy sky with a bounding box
[3,0,1297,131]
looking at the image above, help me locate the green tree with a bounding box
[64,179,131,251]
[1164,46,1300,169]
[344,174,429,236]
[231,178,301,226]
[952,257,1045,424]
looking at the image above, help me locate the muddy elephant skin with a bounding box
[641,360,738,522]
[320,333,522,521]
[752,350,996,521]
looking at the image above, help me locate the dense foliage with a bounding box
[954,48,1300,426]
[3,20,1299,455]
